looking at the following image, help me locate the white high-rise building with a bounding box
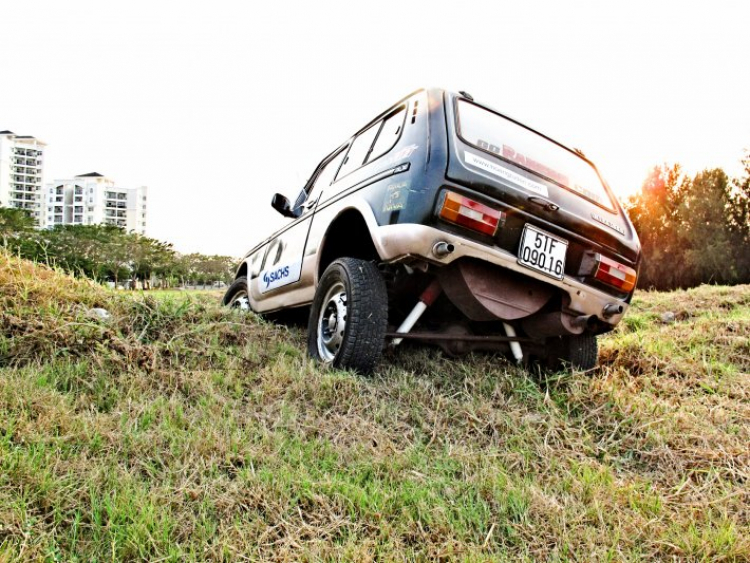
[44,173,147,234]
[0,131,46,225]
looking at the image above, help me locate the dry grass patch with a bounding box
[1,252,748,560]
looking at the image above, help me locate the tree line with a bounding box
[0,213,236,289]
[626,151,750,290]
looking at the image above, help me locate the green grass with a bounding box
[142,288,224,301]
[1,251,748,561]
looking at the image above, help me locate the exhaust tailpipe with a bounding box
[432,241,455,258]
[602,303,624,318]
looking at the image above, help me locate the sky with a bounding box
[1,0,748,257]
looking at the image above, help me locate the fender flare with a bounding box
[314,200,384,284]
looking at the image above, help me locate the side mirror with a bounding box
[271,193,296,218]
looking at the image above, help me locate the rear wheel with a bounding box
[308,258,387,374]
[547,333,598,371]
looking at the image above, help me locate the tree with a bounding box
[677,169,735,286]
[627,161,750,290]
[728,150,750,281]
[25,225,119,280]
[177,253,235,287]
[626,164,689,289]
[127,234,176,289]
[0,206,35,248]
[93,225,131,285]
[0,214,234,290]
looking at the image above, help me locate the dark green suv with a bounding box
[224,89,641,373]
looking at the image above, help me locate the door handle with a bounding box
[527,196,559,212]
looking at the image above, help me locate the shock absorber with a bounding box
[391,279,442,346]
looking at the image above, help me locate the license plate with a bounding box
[517,224,567,280]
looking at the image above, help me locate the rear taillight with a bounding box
[439,191,504,236]
[594,254,637,292]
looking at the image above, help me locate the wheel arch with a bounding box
[235,261,248,280]
[317,208,381,281]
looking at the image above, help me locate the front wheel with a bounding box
[222,276,252,311]
[307,258,388,374]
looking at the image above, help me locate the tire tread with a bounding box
[308,258,388,374]
[566,334,598,370]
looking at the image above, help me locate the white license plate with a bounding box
[518,224,568,280]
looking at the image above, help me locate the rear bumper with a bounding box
[371,223,628,327]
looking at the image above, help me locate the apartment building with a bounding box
[0,131,46,225]
[45,173,147,234]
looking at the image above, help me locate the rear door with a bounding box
[445,96,640,264]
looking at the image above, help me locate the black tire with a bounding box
[222,276,252,311]
[307,258,388,374]
[548,333,598,371]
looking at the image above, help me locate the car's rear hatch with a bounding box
[444,96,640,279]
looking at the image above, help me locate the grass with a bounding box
[1,250,748,561]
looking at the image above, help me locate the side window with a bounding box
[309,149,347,199]
[336,122,380,180]
[294,148,347,211]
[367,107,406,164]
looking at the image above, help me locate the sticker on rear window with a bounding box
[464,151,548,197]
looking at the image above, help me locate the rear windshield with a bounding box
[456,100,614,210]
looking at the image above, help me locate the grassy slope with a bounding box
[1,251,748,561]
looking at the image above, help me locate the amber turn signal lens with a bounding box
[439,191,503,236]
[594,254,637,293]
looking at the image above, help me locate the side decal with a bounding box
[259,259,302,294]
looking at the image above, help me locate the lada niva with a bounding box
[223,89,641,374]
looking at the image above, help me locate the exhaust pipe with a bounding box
[432,241,455,259]
[572,315,595,329]
[602,302,624,318]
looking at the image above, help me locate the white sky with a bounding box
[2,0,748,257]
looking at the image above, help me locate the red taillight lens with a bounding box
[439,191,503,236]
[595,254,637,292]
